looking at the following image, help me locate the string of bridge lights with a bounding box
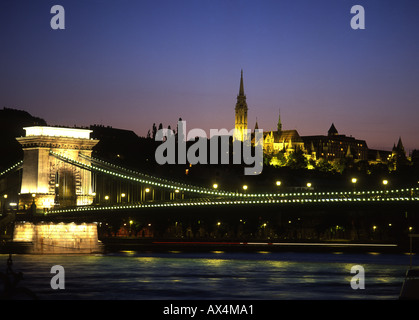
[0,160,23,178]
[78,152,218,195]
[47,193,419,215]
[48,152,419,214]
[2,155,419,215]
[51,151,419,199]
[78,153,187,189]
[50,151,240,197]
[3,154,419,203]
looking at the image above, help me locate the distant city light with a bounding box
[306,182,312,188]
[242,185,248,191]
[276,181,281,186]
[213,183,218,189]
[351,178,357,184]
[383,180,389,186]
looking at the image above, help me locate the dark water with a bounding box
[1,251,416,300]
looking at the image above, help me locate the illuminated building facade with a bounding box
[263,110,306,156]
[302,124,368,161]
[13,221,101,253]
[16,126,98,210]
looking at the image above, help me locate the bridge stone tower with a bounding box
[17,126,99,210]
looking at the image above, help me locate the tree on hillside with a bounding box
[286,149,307,170]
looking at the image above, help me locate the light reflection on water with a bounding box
[0,251,415,300]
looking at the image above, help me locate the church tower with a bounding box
[277,109,282,132]
[234,70,248,142]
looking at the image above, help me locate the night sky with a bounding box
[1,0,419,152]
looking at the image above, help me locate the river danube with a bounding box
[0,251,415,300]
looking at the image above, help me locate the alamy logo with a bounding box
[350,265,365,290]
[350,5,365,30]
[154,121,263,175]
[50,5,65,30]
[50,265,65,290]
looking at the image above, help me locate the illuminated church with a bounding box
[234,70,370,163]
[262,110,306,156]
[234,70,306,156]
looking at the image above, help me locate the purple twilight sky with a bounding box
[1,0,419,152]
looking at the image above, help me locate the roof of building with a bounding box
[302,134,367,145]
[328,123,338,136]
[264,130,304,143]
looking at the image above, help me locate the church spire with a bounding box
[397,137,405,153]
[239,69,244,96]
[234,69,248,142]
[328,123,338,136]
[277,108,282,132]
